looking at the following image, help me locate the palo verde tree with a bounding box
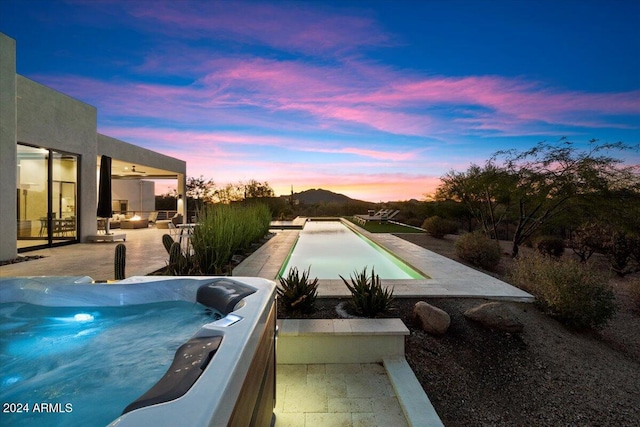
[438,138,637,258]
[436,162,516,241]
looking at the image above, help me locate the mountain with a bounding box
[282,188,368,204]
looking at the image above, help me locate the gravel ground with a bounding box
[279,233,640,426]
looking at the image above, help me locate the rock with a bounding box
[464,302,524,333]
[413,301,451,335]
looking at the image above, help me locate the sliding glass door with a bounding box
[17,144,78,251]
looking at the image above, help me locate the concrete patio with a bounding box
[0,227,170,280]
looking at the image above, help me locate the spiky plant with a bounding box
[114,243,126,280]
[277,267,319,313]
[166,242,200,275]
[340,267,394,317]
[162,234,174,254]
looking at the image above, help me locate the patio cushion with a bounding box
[156,220,171,229]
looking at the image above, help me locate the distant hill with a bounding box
[283,188,369,204]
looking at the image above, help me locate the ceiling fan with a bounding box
[130,165,147,174]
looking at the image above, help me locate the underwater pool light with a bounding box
[74,313,94,322]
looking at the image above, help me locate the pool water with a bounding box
[0,301,217,427]
[280,221,425,280]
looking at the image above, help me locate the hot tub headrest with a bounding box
[122,336,223,415]
[196,278,256,315]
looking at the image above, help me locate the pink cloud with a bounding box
[100,126,418,163]
[312,147,419,162]
[37,55,639,141]
[123,1,391,56]
[198,59,640,134]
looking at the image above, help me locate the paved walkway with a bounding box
[275,363,408,427]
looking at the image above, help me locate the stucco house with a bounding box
[0,33,186,262]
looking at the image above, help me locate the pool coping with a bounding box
[233,217,534,302]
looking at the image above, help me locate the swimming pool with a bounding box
[279,220,426,280]
[0,276,276,427]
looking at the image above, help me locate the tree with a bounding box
[243,179,275,198]
[436,162,515,241]
[215,183,244,204]
[496,139,636,257]
[437,138,638,257]
[186,176,216,209]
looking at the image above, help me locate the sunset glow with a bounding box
[2,0,638,202]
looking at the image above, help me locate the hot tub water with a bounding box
[1,301,215,427]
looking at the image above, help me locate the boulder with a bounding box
[464,302,524,333]
[413,301,450,335]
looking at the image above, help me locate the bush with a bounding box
[629,278,640,312]
[534,235,565,258]
[422,216,458,238]
[340,267,394,317]
[511,255,616,329]
[570,222,608,262]
[605,232,640,277]
[454,231,502,271]
[191,203,271,274]
[277,267,319,314]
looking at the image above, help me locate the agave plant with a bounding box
[340,267,394,317]
[277,267,319,314]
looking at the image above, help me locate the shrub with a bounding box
[605,232,640,277]
[511,255,616,329]
[340,267,394,317]
[454,231,502,271]
[570,222,608,262]
[191,203,271,274]
[534,235,565,258]
[277,267,319,313]
[629,277,640,312]
[422,216,458,238]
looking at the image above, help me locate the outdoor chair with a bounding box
[167,222,180,239]
[147,211,158,225]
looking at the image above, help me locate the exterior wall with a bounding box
[112,180,155,214]
[0,34,17,261]
[16,75,98,241]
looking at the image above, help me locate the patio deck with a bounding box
[1,227,170,281]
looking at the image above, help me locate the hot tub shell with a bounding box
[0,275,277,427]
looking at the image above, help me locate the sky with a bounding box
[1,0,639,202]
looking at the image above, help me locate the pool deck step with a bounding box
[277,318,408,364]
[276,318,444,427]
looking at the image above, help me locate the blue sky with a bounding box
[2,0,638,201]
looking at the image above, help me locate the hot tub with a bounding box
[0,275,277,427]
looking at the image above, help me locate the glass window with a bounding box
[17,144,78,250]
